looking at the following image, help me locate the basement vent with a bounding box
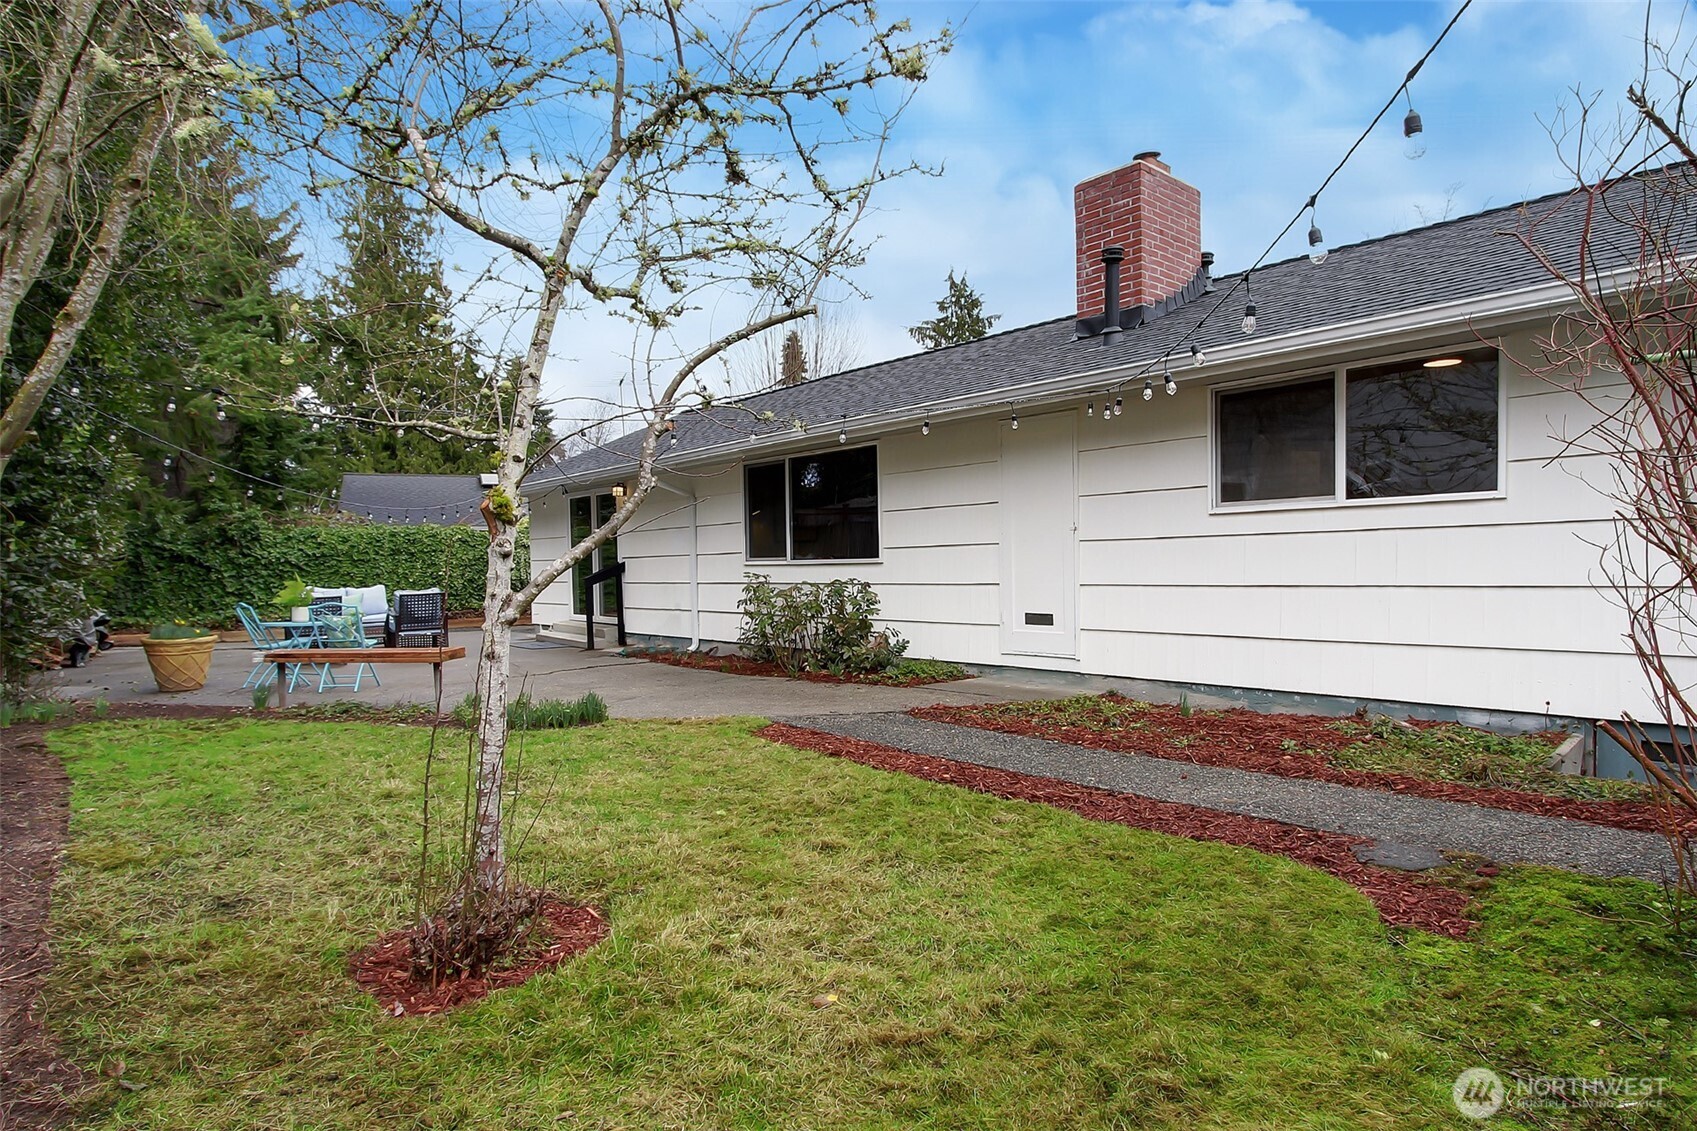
[1024,612,1055,626]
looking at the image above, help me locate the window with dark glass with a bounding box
[745,462,787,559]
[1217,378,1336,503]
[1345,352,1498,498]
[789,446,879,560]
[744,446,880,560]
[570,496,592,611]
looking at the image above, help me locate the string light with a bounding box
[1086,400,1095,417]
[1165,374,1178,396]
[1113,394,1123,416]
[1403,98,1425,160]
[166,399,176,413]
[921,419,930,436]
[1105,0,1468,389]
[1142,377,1154,402]
[1306,197,1327,265]
[1010,411,1019,431]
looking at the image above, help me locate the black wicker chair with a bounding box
[390,588,448,648]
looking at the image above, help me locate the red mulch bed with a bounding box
[911,701,1692,838]
[349,898,609,1016]
[639,650,964,688]
[758,722,1478,939]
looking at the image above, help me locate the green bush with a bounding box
[737,573,908,676]
[107,516,530,628]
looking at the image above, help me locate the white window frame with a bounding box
[1210,346,1508,514]
[744,442,883,565]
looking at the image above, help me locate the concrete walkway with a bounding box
[783,711,1676,885]
[42,629,1109,720]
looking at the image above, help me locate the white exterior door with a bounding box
[1000,411,1078,658]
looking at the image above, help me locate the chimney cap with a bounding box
[1100,245,1125,263]
[1133,150,1162,163]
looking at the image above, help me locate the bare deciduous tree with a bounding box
[1517,38,1697,901]
[234,0,948,966]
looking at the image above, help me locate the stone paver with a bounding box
[781,711,1675,884]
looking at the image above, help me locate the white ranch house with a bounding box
[523,154,1689,772]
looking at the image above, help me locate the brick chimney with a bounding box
[1075,152,1203,334]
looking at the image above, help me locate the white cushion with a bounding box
[344,585,389,617]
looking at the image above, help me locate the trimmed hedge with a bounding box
[109,514,529,627]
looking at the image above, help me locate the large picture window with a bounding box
[745,445,880,561]
[1216,349,1499,507]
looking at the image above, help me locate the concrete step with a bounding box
[536,622,620,648]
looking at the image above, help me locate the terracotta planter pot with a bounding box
[141,635,217,693]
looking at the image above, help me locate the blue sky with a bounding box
[829,0,1677,368]
[279,0,1685,416]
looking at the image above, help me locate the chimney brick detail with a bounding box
[1075,153,1202,322]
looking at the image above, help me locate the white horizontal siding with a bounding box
[526,327,1670,717]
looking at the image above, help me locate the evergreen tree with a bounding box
[308,141,497,474]
[907,269,999,349]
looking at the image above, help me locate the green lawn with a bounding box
[44,719,1696,1129]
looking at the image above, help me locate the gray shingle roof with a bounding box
[528,163,1695,490]
[339,473,487,524]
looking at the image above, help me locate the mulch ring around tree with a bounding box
[758,722,1479,939]
[349,899,609,1017]
[910,702,1691,838]
[636,649,965,688]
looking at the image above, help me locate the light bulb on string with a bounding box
[1306,198,1327,265]
[208,471,216,483]
[166,399,176,413]
[107,433,117,443]
[921,420,930,436]
[1113,395,1123,416]
[163,456,173,468]
[838,426,848,444]
[1402,99,1425,160]
[1010,411,1019,431]
[1191,344,1205,367]
[1086,400,1094,417]
[1143,377,1154,402]
[1242,302,1257,335]
[216,407,227,421]
[246,488,254,498]
[1165,374,1178,396]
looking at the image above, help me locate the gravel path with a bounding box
[782,712,1675,884]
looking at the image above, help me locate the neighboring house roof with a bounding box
[526,163,1695,491]
[339,473,488,524]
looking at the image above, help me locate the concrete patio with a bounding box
[42,628,1163,718]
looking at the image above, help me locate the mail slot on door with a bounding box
[1024,612,1055,626]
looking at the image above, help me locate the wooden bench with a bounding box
[266,646,467,708]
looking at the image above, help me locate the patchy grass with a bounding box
[43,719,1697,1129]
[1330,715,1641,800]
[950,694,1645,802]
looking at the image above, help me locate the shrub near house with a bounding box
[738,574,907,676]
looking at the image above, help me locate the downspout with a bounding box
[652,479,701,650]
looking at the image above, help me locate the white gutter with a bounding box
[526,266,1636,491]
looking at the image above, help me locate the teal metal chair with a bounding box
[235,602,319,691]
[309,605,381,693]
